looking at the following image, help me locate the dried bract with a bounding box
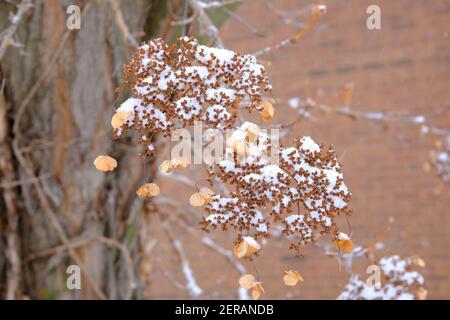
[333,232,353,253]
[238,274,256,290]
[136,183,160,198]
[283,270,304,286]
[93,155,118,172]
[233,236,261,258]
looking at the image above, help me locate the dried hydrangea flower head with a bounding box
[201,126,351,254]
[338,255,427,300]
[114,37,272,157]
[106,36,352,296]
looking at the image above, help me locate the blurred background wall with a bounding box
[219,0,450,299]
[149,0,450,299]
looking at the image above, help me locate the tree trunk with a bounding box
[0,0,167,299]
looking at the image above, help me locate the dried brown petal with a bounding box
[411,256,426,268]
[233,139,249,157]
[160,160,173,173]
[239,274,256,289]
[136,183,160,198]
[243,236,261,256]
[283,270,304,286]
[93,155,118,172]
[233,237,260,258]
[199,187,215,203]
[240,121,259,142]
[233,241,248,259]
[333,232,353,253]
[252,283,265,300]
[258,101,274,122]
[111,111,133,129]
[189,192,206,207]
[171,157,188,169]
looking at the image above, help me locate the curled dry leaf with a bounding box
[333,232,353,253]
[238,274,256,290]
[111,111,133,129]
[136,183,160,198]
[283,270,304,286]
[258,101,274,122]
[252,283,265,300]
[233,236,261,258]
[93,155,118,172]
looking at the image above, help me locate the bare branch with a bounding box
[189,0,224,48]
[108,0,139,48]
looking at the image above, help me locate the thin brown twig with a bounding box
[189,0,224,48]
[252,12,321,57]
[107,0,139,48]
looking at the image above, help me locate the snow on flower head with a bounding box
[114,37,272,157]
[339,255,427,300]
[202,126,351,253]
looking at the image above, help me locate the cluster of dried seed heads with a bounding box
[113,36,272,158]
[93,38,354,297]
[339,255,427,300]
[201,124,351,254]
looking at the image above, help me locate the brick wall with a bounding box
[147,0,450,299]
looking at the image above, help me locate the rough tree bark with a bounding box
[0,0,167,299]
